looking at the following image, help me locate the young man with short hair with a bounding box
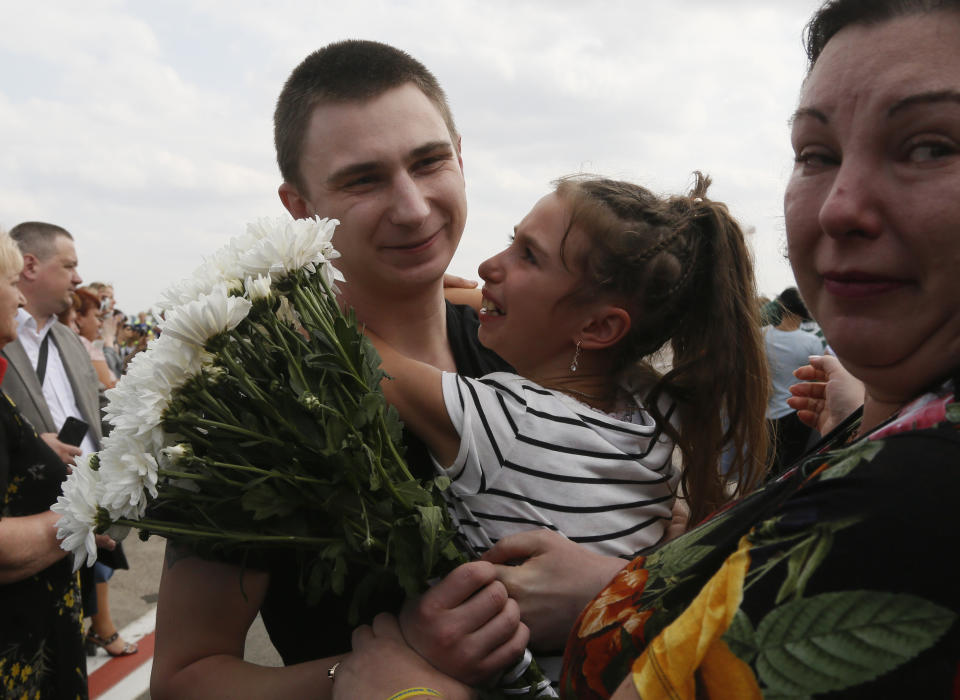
[151,41,518,700]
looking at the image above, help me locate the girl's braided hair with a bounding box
[555,173,770,525]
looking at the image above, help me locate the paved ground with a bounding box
[103,530,282,699]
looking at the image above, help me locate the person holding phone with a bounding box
[0,227,117,698]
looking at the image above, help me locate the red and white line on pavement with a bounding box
[87,606,156,700]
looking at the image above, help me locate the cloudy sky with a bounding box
[0,0,823,315]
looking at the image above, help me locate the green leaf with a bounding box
[322,418,347,456]
[240,484,296,520]
[301,352,348,374]
[723,610,758,665]
[644,543,714,581]
[819,440,883,481]
[755,590,956,695]
[384,403,404,444]
[775,527,834,604]
[417,505,445,569]
[353,392,382,428]
[393,479,434,507]
[287,359,307,395]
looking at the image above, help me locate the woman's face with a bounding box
[0,269,25,347]
[784,12,960,401]
[76,305,102,341]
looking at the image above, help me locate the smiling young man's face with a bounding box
[280,83,467,301]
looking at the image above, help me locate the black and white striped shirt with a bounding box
[437,372,678,559]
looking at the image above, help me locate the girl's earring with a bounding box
[569,340,582,373]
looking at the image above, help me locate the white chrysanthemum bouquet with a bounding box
[53,216,457,593]
[51,216,555,698]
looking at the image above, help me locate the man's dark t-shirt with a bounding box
[260,302,511,663]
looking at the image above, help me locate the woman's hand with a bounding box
[334,613,475,700]
[788,355,864,435]
[483,530,626,651]
[399,561,528,685]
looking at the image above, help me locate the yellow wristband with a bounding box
[385,688,442,700]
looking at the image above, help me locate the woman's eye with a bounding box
[794,148,837,170]
[906,140,957,163]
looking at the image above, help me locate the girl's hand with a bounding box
[334,613,475,700]
[483,530,626,651]
[442,273,478,290]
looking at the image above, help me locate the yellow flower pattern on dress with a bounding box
[562,378,960,698]
[631,535,760,699]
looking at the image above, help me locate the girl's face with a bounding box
[784,11,960,402]
[477,192,599,377]
[76,305,102,341]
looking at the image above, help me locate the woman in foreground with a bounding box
[0,230,104,698]
[332,0,960,696]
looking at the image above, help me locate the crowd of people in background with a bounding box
[0,222,159,697]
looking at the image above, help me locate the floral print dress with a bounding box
[562,377,960,698]
[1,368,87,699]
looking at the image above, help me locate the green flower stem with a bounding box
[157,468,243,488]
[115,518,339,546]
[191,387,241,425]
[204,460,325,485]
[217,343,294,423]
[292,284,347,361]
[158,469,206,481]
[331,390,414,508]
[179,416,286,446]
[270,317,309,378]
[305,275,414,480]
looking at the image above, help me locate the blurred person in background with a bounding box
[763,287,823,476]
[72,288,117,391]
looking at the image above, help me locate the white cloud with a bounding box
[0,0,822,313]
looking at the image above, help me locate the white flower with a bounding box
[245,273,273,302]
[161,285,253,348]
[104,334,203,438]
[156,262,224,313]
[236,216,340,279]
[98,435,159,520]
[159,443,190,467]
[52,455,103,571]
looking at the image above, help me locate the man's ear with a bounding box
[19,253,40,282]
[278,182,311,219]
[580,306,631,350]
